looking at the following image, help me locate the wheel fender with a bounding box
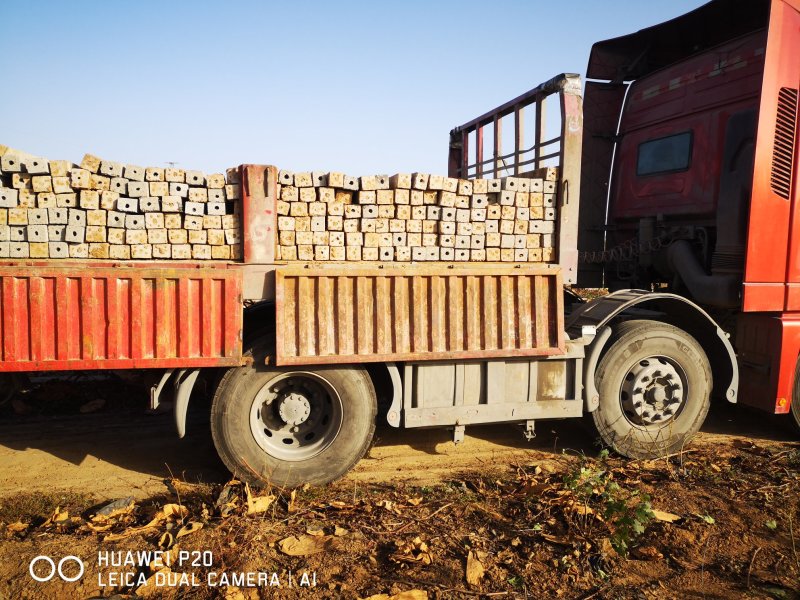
[384,362,402,427]
[570,290,738,407]
[365,362,402,427]
[174,368,201,438]
[583,326,612,412]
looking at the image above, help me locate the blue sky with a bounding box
[0,1,705,175]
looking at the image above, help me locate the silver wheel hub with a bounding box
[248,373,343,462]
[278,392,311,426]
[621,357,685,426]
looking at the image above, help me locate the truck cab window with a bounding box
[636,131,693,176]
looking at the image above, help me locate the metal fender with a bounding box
[174,368,201,438]
[568,290,738,410]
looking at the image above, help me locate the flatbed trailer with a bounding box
[0,72,584,487]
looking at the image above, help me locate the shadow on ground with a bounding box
[0,375,795,494]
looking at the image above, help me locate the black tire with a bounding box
[211,347,376,488]
[592,320,712,459]
[790,356,800,435]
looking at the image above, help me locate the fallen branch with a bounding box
[746,546,761,588]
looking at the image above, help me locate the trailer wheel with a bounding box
[592,320,711,459]
[211,358,376,488]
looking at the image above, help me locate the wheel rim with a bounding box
[249,372,343,462]
[619,355,687,427]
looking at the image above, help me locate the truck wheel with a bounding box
[790,356,800,435]
[211,359,377,488]
[792,397,800,435]
[592,320,712,459]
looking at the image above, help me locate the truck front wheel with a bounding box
[792,394,800,435]
[790,356,800,435]
[592,320,712,459]
[211,361,377,488]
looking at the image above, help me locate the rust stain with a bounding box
[275,265,564,365]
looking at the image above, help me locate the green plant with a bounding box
[697,514,715,525]
[563,450,654,557]
[601,481,654,556]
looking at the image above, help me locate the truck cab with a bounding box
[578,0,800,420]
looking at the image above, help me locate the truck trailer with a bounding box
[0,0,798,488]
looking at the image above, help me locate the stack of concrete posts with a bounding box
[0,144,560,264]
[274,168,559,262]
[0,145,241,260]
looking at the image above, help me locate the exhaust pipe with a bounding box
[667,240,740,308]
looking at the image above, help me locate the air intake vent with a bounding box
[770,87,798,199]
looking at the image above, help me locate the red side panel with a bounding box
[610,32,765,222]
[0,263,243,372]
[743,0,800,310]
[736,312,800,413]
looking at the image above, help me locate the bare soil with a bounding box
[0,375,798,599]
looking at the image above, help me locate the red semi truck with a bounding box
[1,0,798,487]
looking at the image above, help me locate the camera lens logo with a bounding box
[29,556,84,582]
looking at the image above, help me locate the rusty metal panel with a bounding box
[241,164,278,264]
[557,82,583,285]
[275,264,564,365]
[0,263,243,372]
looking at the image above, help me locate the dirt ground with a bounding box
[0,375,798,599]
